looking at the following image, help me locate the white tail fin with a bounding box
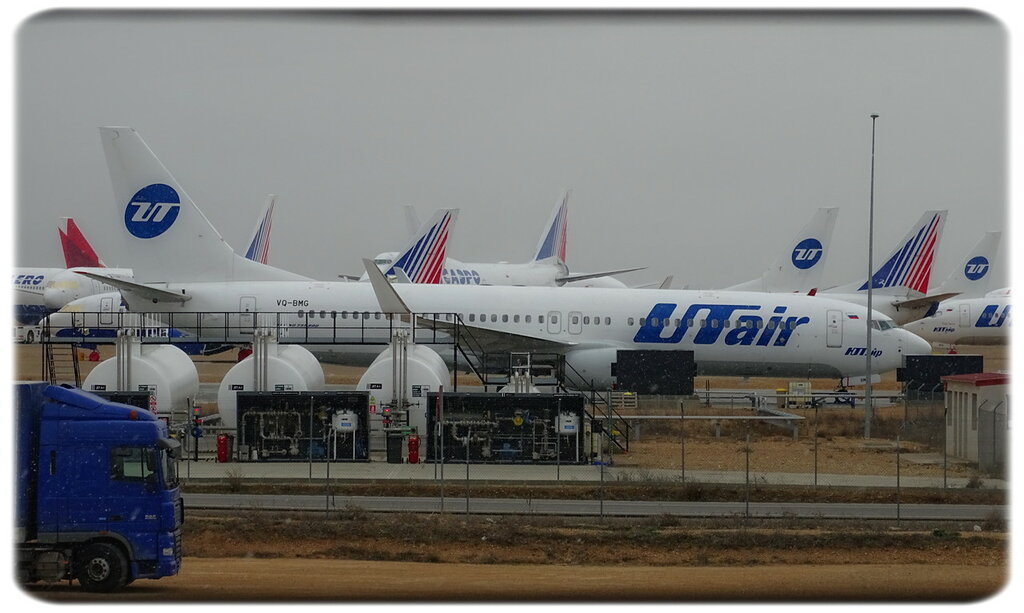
[99,127,309,283]
[244,194,276,265]
[533,190,570,264]
[386,209,458,284]
[58,217,105,268]
[402,205,422,241]
[934,231,1001,298]
[726,207,838,293]
[829,210,946,296]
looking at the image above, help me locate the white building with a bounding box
[942,373,1009,475]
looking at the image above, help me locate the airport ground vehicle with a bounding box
[15,383,183,591]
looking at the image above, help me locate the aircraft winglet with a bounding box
[362,258,411,314]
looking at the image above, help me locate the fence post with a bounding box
[813,405,819,488]
[744,429,751,522]
[896,432,902,526]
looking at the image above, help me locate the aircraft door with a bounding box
[99,295,114,326]
[547,311,562,334]
[826,309,842,348]
[959,304,971,327]
[568,311,583,335]
[239,296,256,333]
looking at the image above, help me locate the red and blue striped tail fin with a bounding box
[858,210,945,294]
[387,209,458,284]
[533,190,570,264]
[244,195,276,265]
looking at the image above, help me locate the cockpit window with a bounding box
[374,258,392,266]
[871,320,895,331]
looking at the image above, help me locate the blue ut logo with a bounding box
[964,256,990,281]
[124,184,181,239]
[791,238,824,270]
[976,304,1010,328]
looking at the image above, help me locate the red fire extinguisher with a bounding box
[407,435,420,464]
[216,434,231,463]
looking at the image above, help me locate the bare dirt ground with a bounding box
[21,559,1008,602]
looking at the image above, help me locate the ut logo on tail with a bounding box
[124,183,181,239]
[964,256,990,281]
[791,238,823,270]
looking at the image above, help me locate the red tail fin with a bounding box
[59,218,104,268]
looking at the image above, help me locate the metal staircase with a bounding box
[43,342,81,387]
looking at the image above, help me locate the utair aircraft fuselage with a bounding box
[85,125,931,390]
[114,280,929,387]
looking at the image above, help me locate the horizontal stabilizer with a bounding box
[892,292,961,310]
[417,314,571,353]
[556,267,645,285]
[74,271,191,303]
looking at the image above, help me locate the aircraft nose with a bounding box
[43,287,68,310]
[901,328,933,356]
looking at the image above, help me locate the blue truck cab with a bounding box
[16,383,183,591]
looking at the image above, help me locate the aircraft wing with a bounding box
[555,267,646,284]
[362,258,571,352]
[892,292,961,310]
[74,271,192,303]
[416,314,572,353]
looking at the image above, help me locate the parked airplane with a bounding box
[902,289,1010,347]
[820,210,951,325]
[367,194,643,288]
[901,233,1008,347]
[725,207,839,293]
[74,126,930,388]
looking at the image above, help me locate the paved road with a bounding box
[184,492,1006,521]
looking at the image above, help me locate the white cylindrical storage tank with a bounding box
[216,343,325,429]
[83,343,199,417]
[357,343,450,450]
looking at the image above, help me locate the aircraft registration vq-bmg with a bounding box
[78,126,932,388]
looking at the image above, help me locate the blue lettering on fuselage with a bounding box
[976,304,1011,328]
[12,274,46,286]
[442,268,482,285]
[633,303,810,347]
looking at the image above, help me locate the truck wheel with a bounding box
[75,543,128,592]
[26,329,34,344]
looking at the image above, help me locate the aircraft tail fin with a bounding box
[933,231,1001,299]
[99,126,309,283]
[725,207,838,293]
[832,210,946,296]
[58,217,105,268]
[533,190,570,264]
[243,194,276,264]
[387,209,458,284]
[403,205,422,241]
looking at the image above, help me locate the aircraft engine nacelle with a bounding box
[563,347,619,390]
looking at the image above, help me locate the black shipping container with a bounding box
[614,350,695,395]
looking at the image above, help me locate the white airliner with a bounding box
[820,210,952,325]
[901,233,1008,347]
[366,194,643,288]
[725,207,839,293]
[78,126,930,388]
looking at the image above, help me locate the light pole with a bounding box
[865,114,879,439]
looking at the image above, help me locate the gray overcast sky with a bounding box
[13,10,1008,290]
